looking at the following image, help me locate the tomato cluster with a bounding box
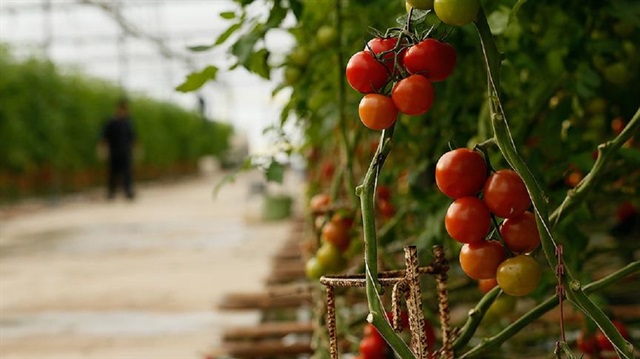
[436,148,542,296]
[306,195,354,280]
[346,35,457,131]
[578,320,631,358]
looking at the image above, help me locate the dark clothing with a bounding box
[101,117,136,198]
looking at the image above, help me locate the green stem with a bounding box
[473,8,635,359]
[459,261,639,358]
[451,286,501,351]
[550,107,640,227]
[358,126,415,359]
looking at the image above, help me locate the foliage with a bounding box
[0,45,232,200]
[188,0,640,357]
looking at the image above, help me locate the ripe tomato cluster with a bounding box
[435,148,542,296]
[305,194,355,280]
[578,320,631,358]
[346,35,457,131]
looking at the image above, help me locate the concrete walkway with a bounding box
[0,171,301,359]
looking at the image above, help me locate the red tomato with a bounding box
[359,94,399,130]
[483,169,531,218]
[359,332,387,359]
[404,38,457,82]
[499,211,540,254]
[310,193,331,213]
[346,51,390,94]
[366,37,407,75]
[377,199,396,219]
[595,320,630,351]
[391,75,435,115]
[496,255,541,296]
[478,278,498,294]
[321,220,351,251]
[435,148,487,198]
[376,185,391,201]
[445,197,492,244]
[459,240,506,280]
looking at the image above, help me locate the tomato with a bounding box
[434,0,480,26]
[376,185,391,201]
[611,117,626,135]
[316,25,337,47]
[483,169,531,218]
[595,320,630,352]
[359,94,399,130]
[391,75,435,116]
[459,240,506,280]
[377,199,396,219]
[321,219,351,251]
[404,39,457,82]
[366,37,407,75]
[616,201,637,223]
[445,197,492,244]
[385,311,410,331]
[316,242,345,272]
[565,170,583,188]
[496,255,541,296]
[305,257,325,279]
[499,211,540,254]
[359,332,387,359]
[289,47,310,67]
[310,193,331,213]
[478,278,498,294]
[284,66,302,85]
[577,331,598,355]
[435,148,487,199]
[346,51,390,94]
[407,0,434,10]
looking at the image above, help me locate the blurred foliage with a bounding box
[0,45,233,200]
[190,0,640,355]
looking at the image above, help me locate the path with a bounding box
[0,171,302,359]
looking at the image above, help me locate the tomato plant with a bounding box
[359,94,399,130]
[366,37,406,75]
[483,169,531,219]
[595,320,630,351]
[445,196,491,244]
[496,255,542,297]
[459,240,506,280]
[391,75,435,116]
[346,51,390,94]
[499,211,540,254]
[403,39,457,82]
[435,148,487,199]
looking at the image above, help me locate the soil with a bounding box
[0,171,302,359]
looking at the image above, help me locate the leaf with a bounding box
[248,48,271,79]
[265,161,285,183]
[215,23,242,46]
[265,0,287,28]
[175,66,218,92]
[289,0,303,20]
[220,11,236,19]
[187,44,215,52]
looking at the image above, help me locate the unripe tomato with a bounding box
[445,197,492,244]
[407,0,434,10]
[434,0,480,26]
[284,66,302,85]
[359,94,399,130]
[496,255,541,296]
[391,74,435,116]
[317,25,337,47]
[305,257,325,279]
[483,169,531,218]
[289,47,310,67]
[435,148,487,199]
[482,294,517,324]
[459,240,506,280]
[346,51,390,94]
[404,39,457,82]
[316,242,345,272]
[499,211,540,254]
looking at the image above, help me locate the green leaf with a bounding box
[215,23,242,46]
[248,48,271,79]
[289,0,303,19]
[175,66,218,92]
[265,0,287,28]
[265,161,285,183]
[187,44,215,52]
[220,11,236,19]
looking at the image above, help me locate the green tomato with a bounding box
[602,62,629,85]
[316,26,337,47]
[316,242,345,273]
[482,294,517,324]
[284,66,302,85]
[434,0,480,26]
[406,0,434,10]
[289,47,310,67]
[305,257,325,280]
[496,255,541,297]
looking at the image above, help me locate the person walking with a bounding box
[101,99,136,200]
